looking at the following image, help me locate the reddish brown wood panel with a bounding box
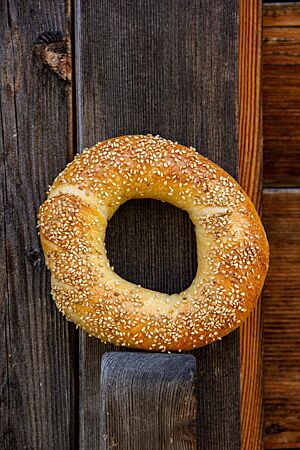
[239,1,264,449]
[263,190,300,449]
[264,3,300,28]
[263,3,300,187]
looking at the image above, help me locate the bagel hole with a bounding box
[105,199,197,294]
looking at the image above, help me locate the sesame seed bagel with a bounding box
[38,134,269,352]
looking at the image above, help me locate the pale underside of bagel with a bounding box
[38,135,269,352]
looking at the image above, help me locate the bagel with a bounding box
[38,134,269,352]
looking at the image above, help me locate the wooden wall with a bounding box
[263,3,300,449]
[1,1,299,449]
[0,1,243,449]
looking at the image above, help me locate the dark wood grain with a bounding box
[239,1,264,449]
[263,3,300,187]
[0,1,76,449]
[100,353,197,450]
[263,190,300,449]
[75,1,241,449]
[106,200,197,294]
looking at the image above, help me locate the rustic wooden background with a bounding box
[0,1,299,449]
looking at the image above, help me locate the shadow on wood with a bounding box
[100,352,197,450]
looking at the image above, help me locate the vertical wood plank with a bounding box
[263,190,300,449]
[238,1,264,449]
[0,1,76,449]
[263,4,300,448]
[75,1,240,449]
[100,353,197,450]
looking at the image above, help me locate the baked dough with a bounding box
[38,135,269,351]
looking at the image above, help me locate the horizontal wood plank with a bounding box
[0,1,76,449]
[263,190,300,448]
[263,3,300,187]
[264,3,300,28]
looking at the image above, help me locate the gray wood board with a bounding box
[100,352,197,450]
[0,1,76,449]
[75,1,240,449]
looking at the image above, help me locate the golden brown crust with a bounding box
[38,135,269,351]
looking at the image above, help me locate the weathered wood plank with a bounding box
[75,1,240,449]
[106,199,197,294]
[100,353,197,450]
[239,1,264,449]
[263,190,300,449]
[0,1,76,449]
[263,3,300,187]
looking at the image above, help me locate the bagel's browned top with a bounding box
[38,135,269,351]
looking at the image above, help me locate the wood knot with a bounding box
[34,31,71,82]
[28,248,43,268]
[265,423,286,435]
